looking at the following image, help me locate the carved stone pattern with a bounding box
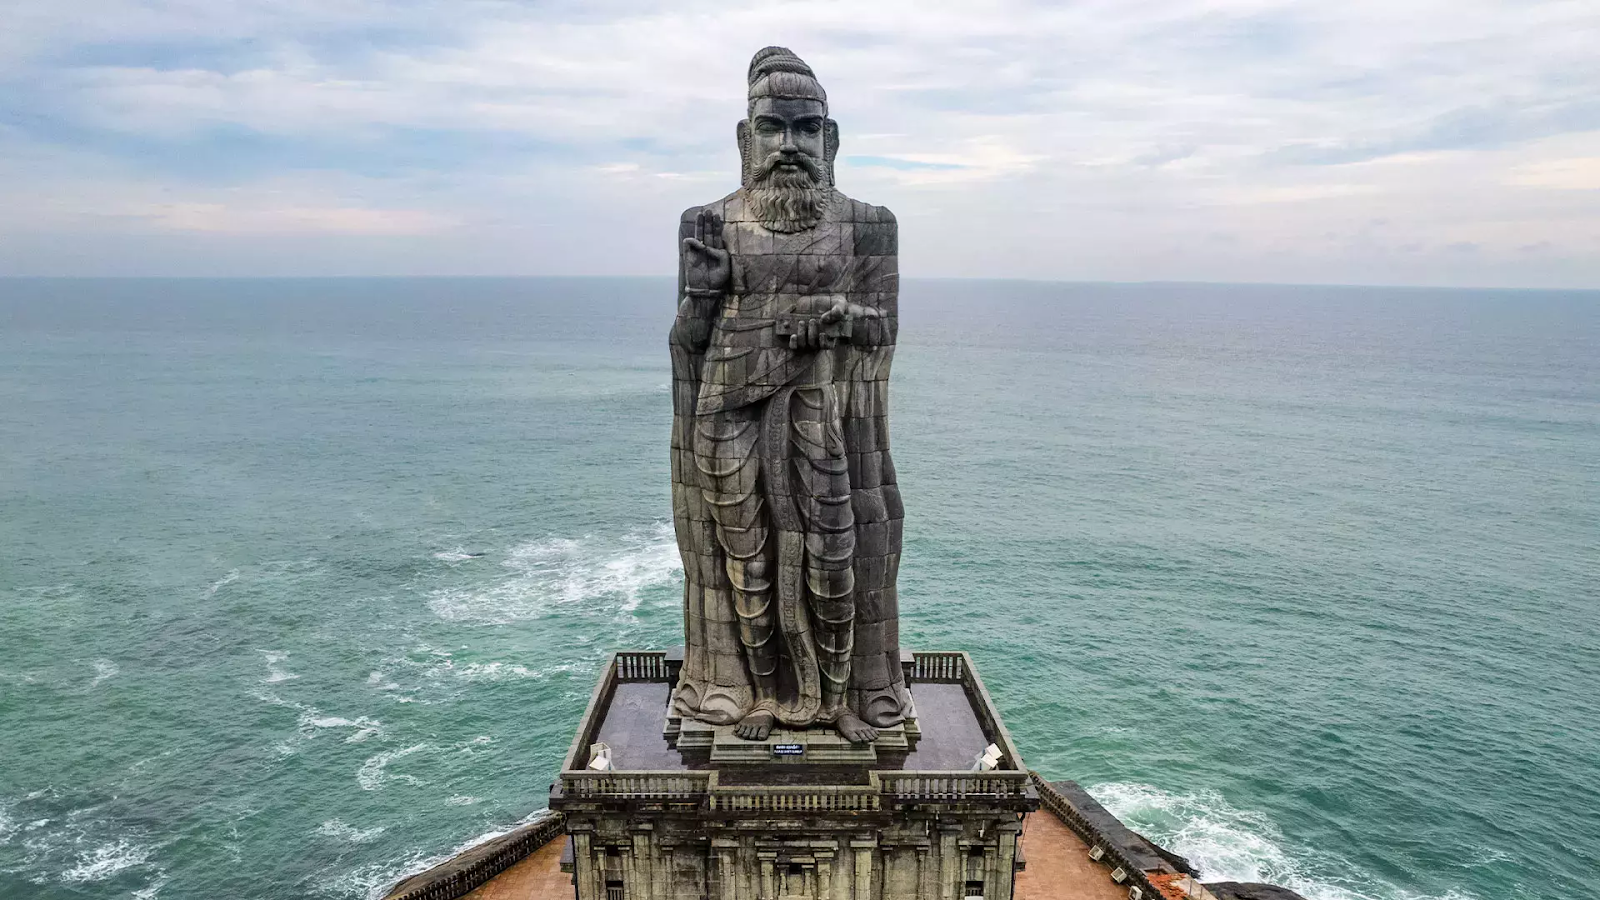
[669,47,910,735]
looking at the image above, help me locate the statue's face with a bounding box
[748,96,827,178]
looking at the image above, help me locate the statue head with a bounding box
[738,47,839,232]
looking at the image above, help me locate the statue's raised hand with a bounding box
[682,208,730,295]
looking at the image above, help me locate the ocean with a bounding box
[0,277,1595,900]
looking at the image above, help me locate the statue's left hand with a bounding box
[791,297,881,349]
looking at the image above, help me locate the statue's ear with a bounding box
[736,119,750,184]
[825,118,840,166]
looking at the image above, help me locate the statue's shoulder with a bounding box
[835,194,897,257]
[835,194,896,229]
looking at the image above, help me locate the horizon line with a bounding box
[1,275,1596,293]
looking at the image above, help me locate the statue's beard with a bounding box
[743,153,832,233]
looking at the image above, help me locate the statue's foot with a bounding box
[836,712,879,744]
[733,711,775,741]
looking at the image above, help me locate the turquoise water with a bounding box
[1,277,1595,900]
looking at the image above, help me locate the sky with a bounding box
[2,0,1597,286]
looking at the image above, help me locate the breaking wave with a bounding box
[204,569,239,598]
[259,650,299,683]
[60,838,154,883]
[356,744,431,791]
[0,796,165,891]
[89,658,119,688]
[1088,782,1477,900]
[426,522,680,624]
[317,820,387,843]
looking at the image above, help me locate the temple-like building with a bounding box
[554,650,1031,899]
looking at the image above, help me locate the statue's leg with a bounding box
[790,384,873,740]
[694,405,778,739]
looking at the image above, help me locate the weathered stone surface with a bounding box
[1205,883,1313,900]
[670,46,909,744]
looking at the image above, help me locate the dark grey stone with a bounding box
[669,46,909,744]
[1206,884,1312,900]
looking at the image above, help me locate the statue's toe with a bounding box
[837,713,878,744]
[733,711,774,741]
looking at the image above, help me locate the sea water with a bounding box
[0,277,1595,899]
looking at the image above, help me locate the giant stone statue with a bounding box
[670,47,909,744]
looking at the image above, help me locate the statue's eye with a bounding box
[757,121,782,134]
[802,121,822,134]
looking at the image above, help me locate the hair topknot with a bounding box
[746,46,826,104]
[748,46,816,85]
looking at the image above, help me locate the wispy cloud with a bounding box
[1,0,1597,284]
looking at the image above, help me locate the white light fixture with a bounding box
[1088,845,1105,862]
[970,743,1003,771]
[1110,867,1128,884]
[588,742,613,771]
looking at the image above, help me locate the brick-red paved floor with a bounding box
[462,836,571,900]
[1015,809,1128,900]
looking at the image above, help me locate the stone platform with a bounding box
[668,717,917,766]
[550,650,1038,900]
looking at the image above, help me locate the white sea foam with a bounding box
[132,874,169,899]
[317,819,387,843]
[204,569,240,598]
[444,795,481,806]
[259,650,299,683]
[432,547,481,562]
[356,744,430,791]
[452,735,496,755]
[89,659,118,688]
[0,802,17,843]
[296,710,384,743]
[426,522,680,624]
[1089,782,1477,900]
[59,838,153,883]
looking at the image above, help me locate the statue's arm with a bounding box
[851,207,898,347]
[671,206,727,353]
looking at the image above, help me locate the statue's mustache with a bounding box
[755,152,822,183]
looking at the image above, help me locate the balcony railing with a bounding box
[707,775,882,812]
[561,771,710,800]
[909,651,967,682]
[880,771,1033,802]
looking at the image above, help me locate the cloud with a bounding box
[0,0,1597,284]
[1508,157,1600,191]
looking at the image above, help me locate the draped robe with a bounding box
[668,188,911,729]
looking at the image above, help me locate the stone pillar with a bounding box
[629,825,653,900]
[572,831,597,900]
[992,822,1020,900]
[759,852,777,900]
[817,849,835,900]
[851,837,875,899]
[713,839,740,900]
[592,841,609,900]
[917,845,933,900]
[938,826,960,900]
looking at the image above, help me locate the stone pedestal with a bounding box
[552,651,1037,900]
[669,716,918,766]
